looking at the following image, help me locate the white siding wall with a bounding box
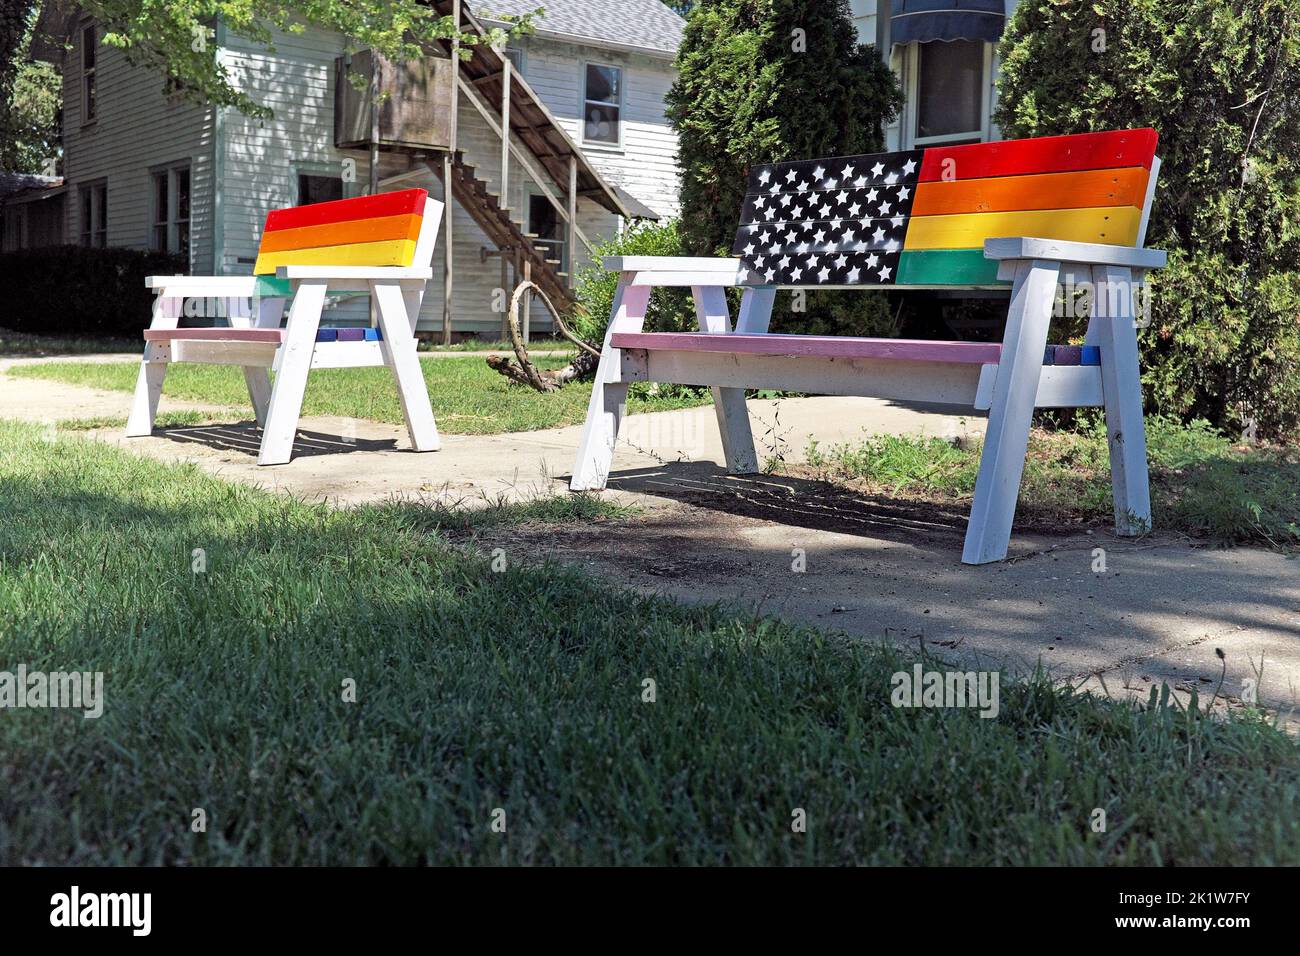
[521,38,681,219]
[48,17,680,337]
[201,23,679,336]
[61,18,215,271]
[217,28,368,269]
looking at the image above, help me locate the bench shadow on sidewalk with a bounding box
[156,421,398,458]
[603,461,972,556]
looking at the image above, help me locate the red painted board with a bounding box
[919,129,1158,183]
[263,188,428,233]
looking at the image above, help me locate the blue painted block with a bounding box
[363,328,382,341]
[1080,346,1101,366]
[1043,346,1055,366]
[315,329,339,342]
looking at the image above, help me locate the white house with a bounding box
[6,0,1024,338]
[19,0,686,338]
[851,0,1020,151]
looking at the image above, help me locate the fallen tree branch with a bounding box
[486,280,601,391]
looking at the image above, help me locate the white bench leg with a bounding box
[571,276,650,490]
[1093,264,1151,534]
[125,293,180,437]
[238,294,284,428]
[373,280,439,452]
[693,285,758,474]
[963,258,1060,564]
[125,343,169,436]
[258,280,327,466]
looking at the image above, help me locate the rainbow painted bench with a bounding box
[571,129,1167,564]
[126,188,443,465]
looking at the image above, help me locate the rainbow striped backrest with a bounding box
[733,128,1159,289]
[253,188,432,276]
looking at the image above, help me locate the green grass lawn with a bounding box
[0,420,1296,865]
[9,355,707,435]
[800,415,1300,549]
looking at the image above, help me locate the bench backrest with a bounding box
[734,128,1159,289]
[252,187,441,276]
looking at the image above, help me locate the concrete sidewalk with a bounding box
[3,365,1296,721]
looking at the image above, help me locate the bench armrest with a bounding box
[145,275,260,295]
[277,266,433,280]
[602,256,744,287]
[984,238,1167,270]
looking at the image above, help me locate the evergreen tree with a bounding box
[997,0,1300,438]
[666,0,902,334]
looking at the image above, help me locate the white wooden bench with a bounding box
[571,129,1167,563]
[126,188,443,465]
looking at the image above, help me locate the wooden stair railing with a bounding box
[427,153,577,317]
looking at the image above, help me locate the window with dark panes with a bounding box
[152,165,191,253]
[81,24,97,123]
[915,39,983,143]
[527,193,565,271]
[152,171,169,250]
[80,182,107,247]
[582,64,621,145]
[176,166,190,255]
[298,174,344,206]
[95,184,107,246]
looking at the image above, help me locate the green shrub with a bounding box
[572,219,696,344]
[667,0,903,339]
[0,245,187,339]
[996,0,1300,439]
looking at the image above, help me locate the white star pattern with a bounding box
[739,151,922,285]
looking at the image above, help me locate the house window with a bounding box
[502,46,523,72]
[526,192,565,272]
[912,40,987,145]
[79,181,107,247]
[298,174,344,205]
[151,164,191,255]
[582,63,621,145]
[81,24,97,124]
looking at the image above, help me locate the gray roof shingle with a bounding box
[476,1,685,55]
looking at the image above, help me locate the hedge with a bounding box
[0,245,187,339]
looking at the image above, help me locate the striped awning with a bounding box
[890,0,1007,45]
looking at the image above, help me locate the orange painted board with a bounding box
[253,238,418,275]
[902,206,1142,251]
[258,213,423,254]
[911,167,1150,217]
[263,188,428,232]
[919,128,1158,182]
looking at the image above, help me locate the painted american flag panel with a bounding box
[731,130,1160,288]
[737,150,922,287]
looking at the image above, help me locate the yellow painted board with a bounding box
[903,206,1141,251]
[253,239,418,275]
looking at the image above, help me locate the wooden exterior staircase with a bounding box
[428,153,577,317]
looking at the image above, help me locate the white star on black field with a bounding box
[736,149,924,286]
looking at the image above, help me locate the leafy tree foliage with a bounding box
[5,1,529,120]
[0,3,58,172]
[997,0,1300,438]
[666,0,902,334]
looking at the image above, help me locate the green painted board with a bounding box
[896,249,1007,287]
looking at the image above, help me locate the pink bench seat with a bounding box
[609,332,1004,365]
[143,328,286,344]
